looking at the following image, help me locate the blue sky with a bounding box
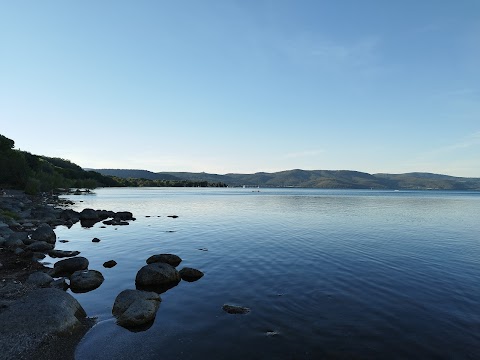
[1,1,479,176]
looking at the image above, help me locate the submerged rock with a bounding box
[179,267,204,282]
[70,270,104,293]
[92,237,101,243]
[222,304,250,315]
[146,254,182,267]
[112,289,161,328]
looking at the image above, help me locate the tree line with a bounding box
[0,134,226,194]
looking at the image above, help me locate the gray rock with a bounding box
[112,289,161,328]
[26,241,54,252]
[79,208,98,220]
[70,270,104,293]
[50,277,69,291]
[49,249,81,258]
[31,223,56,244]
[96,210,115,219]
[115,211,133,220]
[92,237,101,243]
[146,253,182,267]
[7,232,29,243]
[179,267,204,282]
[53,256,89,275]
[0,288,87,359]
[60,209,80,221]
[0,223,14,236]
[222,304,251,314]
[135,262,181,287]
[13,248,24,255]
[25,271,53,287]
[5,237,24,248]
[32,252,46,261]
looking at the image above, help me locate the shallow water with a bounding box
[51,188,480,359]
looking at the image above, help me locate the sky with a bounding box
[1,1,479,177]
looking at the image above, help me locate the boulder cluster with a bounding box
[113,252,204,328]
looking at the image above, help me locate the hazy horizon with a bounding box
[2,1,479,177]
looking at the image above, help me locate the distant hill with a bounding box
[90,169,181,181]
[92,168,480,190]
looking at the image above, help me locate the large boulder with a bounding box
[70,270,104,293]
[112,289,161,328]
[0,288,87,359]
[53,256,89,276]
[146,254,182,267]
[135,262,181,289]
[31,223,56,244]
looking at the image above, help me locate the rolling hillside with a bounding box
[92,168,480,190]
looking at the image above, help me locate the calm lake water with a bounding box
[52,188,480,359]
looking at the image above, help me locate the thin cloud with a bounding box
[418,131,480,159]
[279,34,381,72]
[284,149,324,159]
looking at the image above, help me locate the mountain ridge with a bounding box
[90,168,480,190]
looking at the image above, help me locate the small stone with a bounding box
[26,241,54,252]
[179,267,204,282]
[92,238,101,243]
[49,250,81,258]
[26,271,53,287]
[50,278,68,290]
[59,240,69,243]
[103,260,117,268]
[167,215,178,218]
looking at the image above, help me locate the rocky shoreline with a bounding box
[0,189,209,360]
[0,190,138,360]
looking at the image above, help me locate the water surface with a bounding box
[51,188,480,359]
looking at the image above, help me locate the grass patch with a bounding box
[0,209,21,220]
